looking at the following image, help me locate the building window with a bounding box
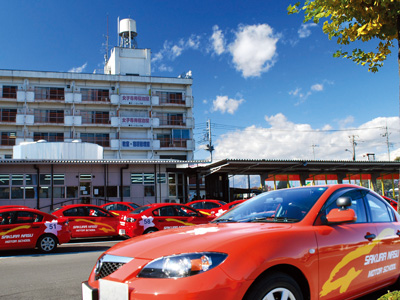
[1,132,16,146]
[81,111,110,124]
[81,89,110,102]
[2,86,17,99]
[35,87,64,100]
[67,186,78,198]
[34,132,64,142]
[157,113,185,126]
[80,133,110,147]
[131,173,143,184]
[156,92,184,105]
[34,109,64,123]
[0,109,17,122]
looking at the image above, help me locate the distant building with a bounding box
[0,18,197,210]
[0,18,194,161]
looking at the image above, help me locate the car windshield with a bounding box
[212,187,328,223]
[130,206,151,215]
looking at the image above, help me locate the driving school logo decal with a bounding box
[74,219,115,233]
[320,228,395,297]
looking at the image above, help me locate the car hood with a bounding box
[107,222,293,259]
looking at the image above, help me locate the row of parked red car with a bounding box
[0,199,245,253]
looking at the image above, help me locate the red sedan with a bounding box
[210,199,247,217]
[0,207,70,252]
[52,204,119,238]
[187,199,227,215]
[100,202,140,216]
[83,184,400,300]
[118,203,214,237]
[382,196,398,211]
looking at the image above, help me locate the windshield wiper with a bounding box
[250,217,300,223]
[212,218,237,223]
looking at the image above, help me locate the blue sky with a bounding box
[1,0,399,161]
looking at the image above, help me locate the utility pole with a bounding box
[311,144,319,160]
[346,135,358,161]
[381,123,391,160]
[205,119,214,161]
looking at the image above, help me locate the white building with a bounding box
[0,18,194,161]
[0,18,198,209]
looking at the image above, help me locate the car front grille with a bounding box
[95,254,134,280]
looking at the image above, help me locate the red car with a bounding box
[118,203,214,237]
[187,199,227,216]
[83,184,400,300]
[210,199,247,217]
[382,196,398,211]
[52,204,119,238]
[100,202,140,216]
[0,207,70,252]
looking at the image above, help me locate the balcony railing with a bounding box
[0,110,17,122]
[81,136,110,147]
[154,93,186,105]
[158,138,188,148]
[81,90,110,102]
[34,88,65,101]
[0,88,17,99]
[158,116,186,126]
[34,112,64,124]
[80,113,111,125]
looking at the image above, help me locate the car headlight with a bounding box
[126,217,136,222]
[138,252,227,278]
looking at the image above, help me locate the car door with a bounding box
[85,206,119,237]
[177,206,212,225]
[63,207,89,238]
[314,188,380,300]
[363,192,400,286]
[0,210,42,249]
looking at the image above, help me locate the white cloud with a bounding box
[228,24,279,78]
[212,114,399,161]
[298,23,317,38]
[69,62,87,73]
[289,82,326,104]
[311,83,323,92]
[211,95,245,114]
[158,64,173,72]
[210,25,225,55]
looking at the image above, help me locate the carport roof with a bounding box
[188,159,400,176]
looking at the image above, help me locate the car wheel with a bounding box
[144,228,158,234]
[244,272,303,300]
[37,235,57,253]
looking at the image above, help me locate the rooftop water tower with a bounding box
[118,18,137,49]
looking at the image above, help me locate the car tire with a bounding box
[144,228,158,234]
[244,272,303,300]
[37,234,58,253]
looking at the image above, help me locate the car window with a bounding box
[189,202,203,210]
[365,193,393,222]
[176,206,198,217]
[64,207,86,216]
[214,187,327,223]
[88,207,109,217]
[15,211,43,223]
[115,204,129,211]
[0,212,11,225]
[204,202,220,209]
[158,206,176,217]
[103,204,114,211]
[319,189,367,224]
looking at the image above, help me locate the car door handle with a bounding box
[32,226,40,229]
[365,233,376,240]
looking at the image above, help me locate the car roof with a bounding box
[55,204,105,211]
[100,202,137,206]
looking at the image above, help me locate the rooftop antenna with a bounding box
[104,14,109,63]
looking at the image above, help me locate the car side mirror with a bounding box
[326,208,356,224]
[336,196,352,208]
